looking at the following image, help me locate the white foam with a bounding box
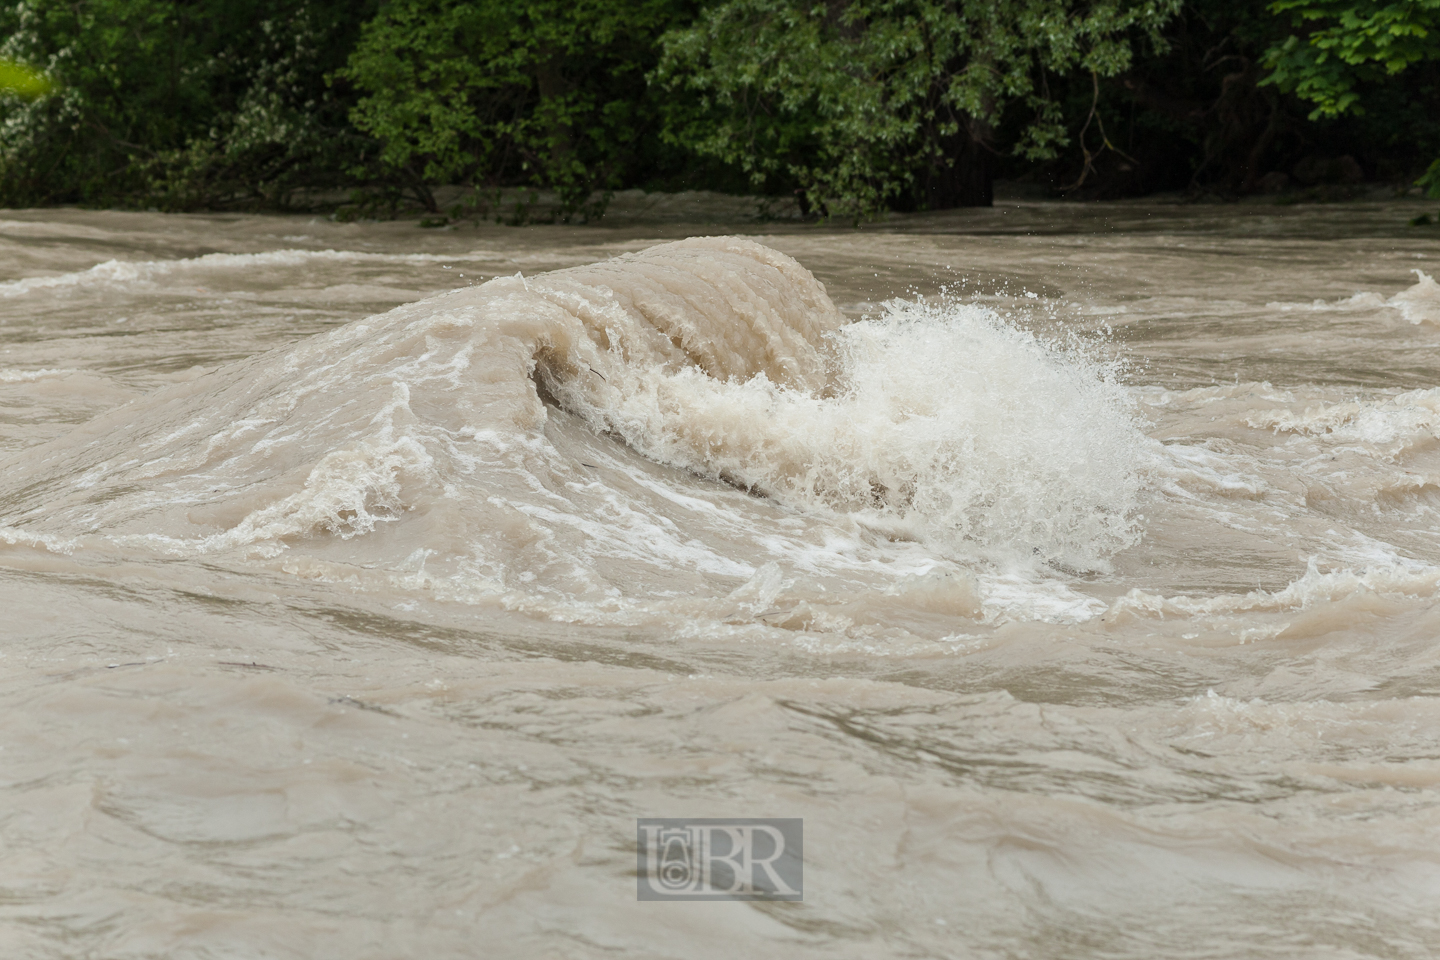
[1136,381,1297,408]
[556,295,1147,570]
[0,248,511,298]
[1246,387,1440,454]
[1154,443,1269,500]
[0,237,1151,631]
[1110,558,1440,621]
[0,367,82,382]
[205,381,434,548]
[1261,273,1440,323]
[0,525,79,555]
[1390,270,1440,325]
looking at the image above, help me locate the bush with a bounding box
[0,0,375,208]
[1,0,1434,215]
[652,0,1182,219]
[339,0,694,221]
[1262,0,1440,195]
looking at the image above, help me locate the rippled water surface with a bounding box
[3,198,1440,959]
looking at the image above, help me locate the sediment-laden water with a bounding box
[2,198,1439,958]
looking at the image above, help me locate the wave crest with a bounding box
[0,237,1148,595]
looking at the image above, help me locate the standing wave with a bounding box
[0,237,1146,587]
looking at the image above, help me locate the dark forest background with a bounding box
[0,0,1436,221]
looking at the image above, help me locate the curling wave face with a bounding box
[0,236,1148,629]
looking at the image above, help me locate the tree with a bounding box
[0,0,374,208]
[339,0,693,220]
[652,0,1182,219]
[1261,0,1440,193]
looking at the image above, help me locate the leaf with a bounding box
[0,58,53,100]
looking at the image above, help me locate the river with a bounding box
[2,195,1439,958]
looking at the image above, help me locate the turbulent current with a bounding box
[2,200,1439,958]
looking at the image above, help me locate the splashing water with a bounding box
[6,208,1440,960]
[0,237,1146,598]
[550,292,1146,571]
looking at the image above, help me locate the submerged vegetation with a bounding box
[0,0,1436,218]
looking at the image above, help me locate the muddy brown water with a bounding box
[2,196,1440,958]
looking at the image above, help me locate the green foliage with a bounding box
[653,0,1182,219]
[1262,0,1440,117]
[339,0,691,221]
[1420,158,1440,196]
[1260,1,1440,196]
[0,0,375,207]
[0,0,1435,214]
